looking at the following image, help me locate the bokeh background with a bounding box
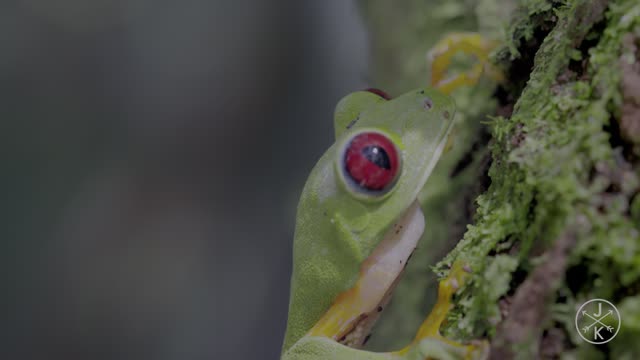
[3,1,369,359]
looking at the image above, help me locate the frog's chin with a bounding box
[308,199,425,348]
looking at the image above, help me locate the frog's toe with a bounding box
[411,261,472,339]
[444,261,472,291]
[427,32,503,95]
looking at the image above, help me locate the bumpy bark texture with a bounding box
[360,0,640,358]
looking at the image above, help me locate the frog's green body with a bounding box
[282,89,458,359]
[282,32,498,360]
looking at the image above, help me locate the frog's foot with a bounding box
[428,32,503,95]
[394,261,488,360]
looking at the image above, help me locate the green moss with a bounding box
[610,295,640,359]
[436,0,640,353]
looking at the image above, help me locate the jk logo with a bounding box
[575,299,621,344]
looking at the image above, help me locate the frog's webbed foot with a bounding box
[428,32,503,95]
[394,261,488,360]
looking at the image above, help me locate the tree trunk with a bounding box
[360,0,640,358]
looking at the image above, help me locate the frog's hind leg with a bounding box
[428,32,503,95]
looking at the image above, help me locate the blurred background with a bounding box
[3,1,369,359]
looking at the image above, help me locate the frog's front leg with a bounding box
[428,32,503,95]
[394,262,488,360]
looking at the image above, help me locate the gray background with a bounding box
[3,1,367,359]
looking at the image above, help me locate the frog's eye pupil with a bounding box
[343,132,400,192]
[362,145,391,169]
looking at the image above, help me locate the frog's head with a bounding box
[292,88,455,347]
[327,87,455,253]
[334,88,455,199]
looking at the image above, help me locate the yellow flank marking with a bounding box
[307,281,365,339]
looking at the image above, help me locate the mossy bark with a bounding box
[360,0,640,358]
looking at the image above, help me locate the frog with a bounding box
[281,33,499,360]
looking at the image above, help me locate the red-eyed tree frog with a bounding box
[281,33,498,360]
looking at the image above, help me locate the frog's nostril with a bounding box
[423,97,433,110]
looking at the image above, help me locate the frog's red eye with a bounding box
[365,88,392,100]
[343,132,400,193]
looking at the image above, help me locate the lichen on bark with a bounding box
[360,0,640,357]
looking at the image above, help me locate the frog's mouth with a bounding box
[307,200,425,348]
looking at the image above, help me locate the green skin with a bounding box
[282,88,457,359]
